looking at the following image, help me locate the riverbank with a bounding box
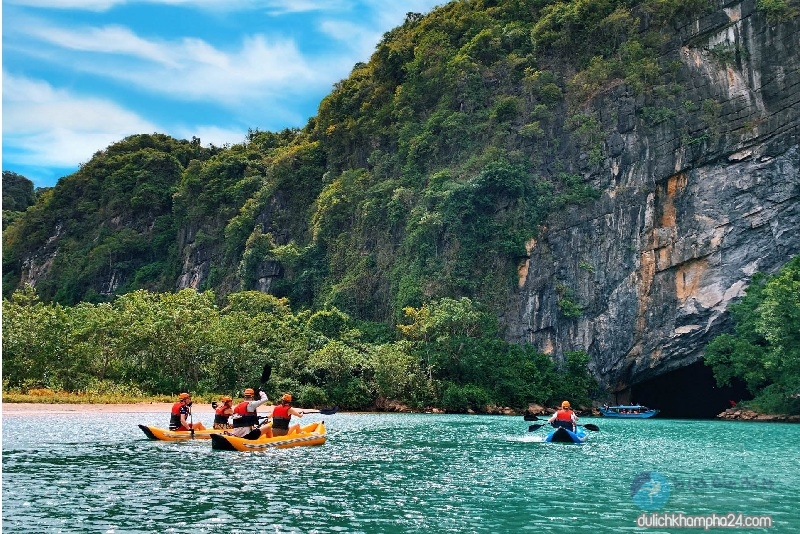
[716,407,800,422]
[2,402,214,416]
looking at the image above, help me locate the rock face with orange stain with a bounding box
[504,0,800,393]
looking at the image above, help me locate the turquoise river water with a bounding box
[2,411,798,533]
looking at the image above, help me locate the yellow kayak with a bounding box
[210,422,326,452]
[138,424,224,441]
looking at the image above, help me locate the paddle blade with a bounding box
[523,414,539,421]
[527,424,546,432]
[260,364,272,384]
[583,424,600,432]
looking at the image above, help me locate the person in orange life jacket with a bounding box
[229,388,273,440]
[271,393,303,436]
[547,400,578,432]
[169,392,206,431]
[213,396,234,429]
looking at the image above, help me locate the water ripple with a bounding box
[3,413,799,532]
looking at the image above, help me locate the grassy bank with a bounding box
[1,389,213,405]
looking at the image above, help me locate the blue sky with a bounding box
[2,0,443,188]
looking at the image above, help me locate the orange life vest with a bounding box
[214,404,231,426]
[232,401,258,428]
[272,404,291,429]
[169,401,185,430]
[555,408,573,421]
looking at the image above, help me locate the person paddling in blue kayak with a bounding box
[548,400,578,432]
[169,392,207,431]
[271,393,304,436]
[229,388,273,440]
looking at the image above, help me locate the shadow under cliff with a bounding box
[628,361,750,419]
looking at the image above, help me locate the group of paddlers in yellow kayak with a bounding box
[169,389,305,440]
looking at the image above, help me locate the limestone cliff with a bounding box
[505,0,800,392]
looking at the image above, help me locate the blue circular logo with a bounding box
[631,471,670,510]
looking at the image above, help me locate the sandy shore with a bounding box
[1,402,215,416]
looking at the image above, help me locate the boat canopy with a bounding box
[599,404,659,418]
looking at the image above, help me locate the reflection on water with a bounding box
[3,412,798,533]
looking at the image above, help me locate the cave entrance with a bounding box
[628,361,750,419]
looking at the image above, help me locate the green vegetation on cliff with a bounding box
[705,256,800,415]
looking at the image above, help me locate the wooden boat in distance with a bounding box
[599,405,659,418]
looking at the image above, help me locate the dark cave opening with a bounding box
[628,361,751,419]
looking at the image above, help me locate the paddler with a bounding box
[169,392,206,431]
[271,393,304,436]
[547,400,578,432]
[229,388,273,440]
[213,396,234,429]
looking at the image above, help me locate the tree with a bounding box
[369,341,421,403]
[705,257,800,414]
[2,285,71,389]
[2,171,36,211]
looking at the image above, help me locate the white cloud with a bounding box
[111,34,328,106]
[14,18,329,106]
[25,23,179,66]
[2,73,158,167]
[319,18,375,52]
[260,0,350,16]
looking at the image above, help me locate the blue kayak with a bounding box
[545,426,588,444]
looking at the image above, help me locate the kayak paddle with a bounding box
[528,423,600,432]
[189,397,195,440]
[257,363,272,396]
[212,364,273,424]
[260,364,272,386]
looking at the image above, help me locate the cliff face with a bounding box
[505,0,800,392]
